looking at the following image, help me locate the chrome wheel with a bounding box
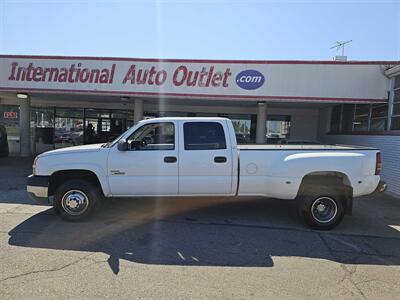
[61,190,89,216]
[311,196,338,224]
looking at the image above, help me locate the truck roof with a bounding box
[137,118,378,150]
[140,117,229,122]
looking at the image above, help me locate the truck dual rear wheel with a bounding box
[54,179,99,221]
[298,186,345,230]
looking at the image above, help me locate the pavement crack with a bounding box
[318,233,368,300]
[339,264,368,300]
[0,253,94,284]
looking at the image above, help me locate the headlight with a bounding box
[32,156,39,175]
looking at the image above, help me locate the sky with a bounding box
[0,0,399,61]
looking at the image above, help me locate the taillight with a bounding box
[375,152,382,175]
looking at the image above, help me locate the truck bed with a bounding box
[237,144,378,150]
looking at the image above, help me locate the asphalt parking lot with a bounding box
[1,157,400,299]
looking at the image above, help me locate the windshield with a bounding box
[106,128,131,147]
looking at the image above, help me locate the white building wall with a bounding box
[323,134,400,197]
[0,56,391,102]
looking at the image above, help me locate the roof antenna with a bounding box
[331,40,352,61]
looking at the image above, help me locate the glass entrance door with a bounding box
[84,109,133,144]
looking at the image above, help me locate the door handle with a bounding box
[164,156,177,163]
[214,156,227,163]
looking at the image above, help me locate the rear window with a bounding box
[184,122,227,150]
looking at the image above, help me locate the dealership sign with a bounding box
[0,55,392,102]
[7,62,264,91]
[236,70,265,90]
[5,61,245,90]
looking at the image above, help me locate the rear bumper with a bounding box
[26,175,50,205]
[374,180,387,194]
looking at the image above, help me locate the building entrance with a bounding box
[31,107,134,153]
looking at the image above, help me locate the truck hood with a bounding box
[39,143,104,157]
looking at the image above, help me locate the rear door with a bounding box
[178,120,233,195]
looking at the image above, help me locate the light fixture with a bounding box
[16,93,29,99]
[120,96,130,101]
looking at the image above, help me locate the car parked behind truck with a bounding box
[27,117,386,230]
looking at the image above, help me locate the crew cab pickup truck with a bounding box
[27,117,386,230]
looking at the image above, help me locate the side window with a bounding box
[127,122,174,150]
[184,122,227,150]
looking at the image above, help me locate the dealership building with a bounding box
[0,55,399,197]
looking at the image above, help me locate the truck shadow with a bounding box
[8,196,400,274]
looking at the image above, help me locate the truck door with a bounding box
[107,121,178,196]
[178,120,233,195]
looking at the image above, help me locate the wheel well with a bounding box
[298,172,353,214]
[48,170,102,196]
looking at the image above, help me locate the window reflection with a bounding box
[266,115,291,144]
[55,117,83,149]
[31,107,55,153]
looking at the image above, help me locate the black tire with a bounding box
[297,185,345,230]
[53,206,61,215]
[54,179,100,221]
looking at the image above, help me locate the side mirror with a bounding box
[117,139,128,151]
[130,140,142,150]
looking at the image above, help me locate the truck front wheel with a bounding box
[298,186,345,230]
[54,179,99,221]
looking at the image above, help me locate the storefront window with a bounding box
[392,117,400,130]
[329,102,390,134]
[84,109,132,144]
[85,118,99,144]
[85,108,110,119]
[0,104,19,154]
[266,115,291,144]
[101,119,111,132]
[56,107,84,118]
[330,105,341,133]
[126,119,135,129]
[342,104,355,132]
[55,118,83,149]
[353,104,369,132]
[395,75,400,90]
[370,103,388,131]
[371,103,388,118]
[54,108,84,149]
[229,114,252,144]
[26,106,136,153]
[393,102,400,116]
[31,107,55,153]
[391,77,400,130]
[111,110,134,119]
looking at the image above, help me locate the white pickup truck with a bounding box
[27,117,386,230]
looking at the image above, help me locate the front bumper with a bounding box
[27,175,50,205]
